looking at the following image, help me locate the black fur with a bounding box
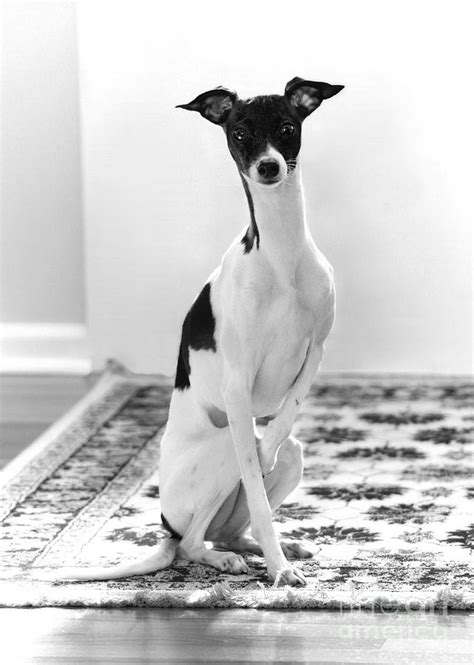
[161,512,182,540]
[177,78,344,179]
[240,176,259,254]
[225,95,302,177]
[174,282,217,391]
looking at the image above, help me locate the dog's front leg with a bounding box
[222,369,305,586]
[258,342,323,475]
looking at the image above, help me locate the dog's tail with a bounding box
[42,537,179,582]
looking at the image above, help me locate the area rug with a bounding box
[0,362,473,610]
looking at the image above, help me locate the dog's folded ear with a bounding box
[176,87,238,125]
[285,77,344,119]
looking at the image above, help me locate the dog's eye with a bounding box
[232,128,248,142]
[279,122,295,137]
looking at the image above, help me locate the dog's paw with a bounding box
[271,565,306,587]
[215,551,249,575]
[280,539,313,559]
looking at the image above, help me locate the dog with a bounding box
[55,77,343,586]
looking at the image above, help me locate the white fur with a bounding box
[160,159,335,585]
[248,144,288,187]
[52,157,335,587]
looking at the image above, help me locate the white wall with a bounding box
[76,0,471,375]
[1,1,85,324]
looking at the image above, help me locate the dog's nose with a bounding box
[257,160,280,180]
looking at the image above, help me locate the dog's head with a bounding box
[177,77,344,188]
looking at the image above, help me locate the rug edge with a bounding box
[0,581,472,611]
[0,363,158,488]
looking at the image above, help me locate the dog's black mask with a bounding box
[177,77,344,183]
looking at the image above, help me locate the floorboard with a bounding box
[1,608,472,664]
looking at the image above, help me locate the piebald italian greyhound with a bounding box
[56,77,343,586]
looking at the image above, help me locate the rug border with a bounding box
[34,424,167,568]
[0,362,170,488]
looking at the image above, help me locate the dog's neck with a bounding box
[243,163,308,275]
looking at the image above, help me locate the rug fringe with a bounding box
[2,580,472,611]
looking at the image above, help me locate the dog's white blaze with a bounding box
[248,144,288,186]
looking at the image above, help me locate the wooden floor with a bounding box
[0,375,472,664]
[1,608,472,664]
[0,374,91,467]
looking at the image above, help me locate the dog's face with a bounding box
[177,77,344,188]
[225,95,301,188]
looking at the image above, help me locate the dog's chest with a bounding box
[255,247,334,339]
[247,252,334,414]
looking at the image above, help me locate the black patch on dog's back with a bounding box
[174,282,217,390]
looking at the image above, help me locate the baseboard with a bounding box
[0,323,91,375]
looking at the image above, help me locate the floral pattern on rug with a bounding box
[0,374,473,608]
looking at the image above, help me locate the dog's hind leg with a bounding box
[224,534,313,560]
[180,523,250,575]
[208,435,313,560]
[161,424,250,575]
[177,489,249,574]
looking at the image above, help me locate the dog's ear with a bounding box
[285,77,344,119]
[176,87,238,125]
